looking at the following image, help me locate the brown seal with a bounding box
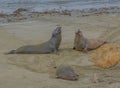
[56,65,79,81]
[6,27,62,54]
[73,29,107,52]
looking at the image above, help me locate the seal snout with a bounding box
[75,29,82,37]
[67,73,79,81]
[56,26,62,34]
[52,27,62,36]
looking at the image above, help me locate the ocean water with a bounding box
[0,0,120,14]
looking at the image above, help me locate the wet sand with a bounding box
[1,13,120,88]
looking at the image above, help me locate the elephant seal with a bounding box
[73,29,107,52]
[56,65,79,81]
[6,27,62,54]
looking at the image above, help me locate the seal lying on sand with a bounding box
[6,27,62,54]
[56,65,79,81]
[73,29,107,52]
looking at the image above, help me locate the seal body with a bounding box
[6,27,62,54]
[74,30,87,51]
[56,65,79,81]
[73,29,107,52]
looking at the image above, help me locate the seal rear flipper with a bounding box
[5,50,16,54]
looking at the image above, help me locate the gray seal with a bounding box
[56,65,79,81]
[6,27,62,54]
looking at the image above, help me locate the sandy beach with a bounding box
[1,11,120,88]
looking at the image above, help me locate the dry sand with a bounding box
[1,14,120,88]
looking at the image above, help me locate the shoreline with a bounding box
[0,6,120,23]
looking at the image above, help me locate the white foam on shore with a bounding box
[0,0,120,14]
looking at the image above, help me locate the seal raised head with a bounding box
[6,26,62,54]
[73,29,107,52]
[56,65,79,81]
[73,29,87,51]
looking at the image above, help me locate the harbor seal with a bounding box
[73,29,107,52]
[6,27,62,54]
[56,65,79,81]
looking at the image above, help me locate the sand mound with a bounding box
[89,43,120,68]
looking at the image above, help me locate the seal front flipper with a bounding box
[54,49,60,55]
[82,43,88,53]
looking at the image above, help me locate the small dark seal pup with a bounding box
[56,65,79,81]
[6,27,62,54]
[73,29,107,52]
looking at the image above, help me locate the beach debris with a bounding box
[13,8,28,14]
[60,10,71,16]
[56,65,79,81]
[93,73,99,83]
[0,13,8,18]
[32,10,71,16]
[0,6,120,23]
[89,44,120,68]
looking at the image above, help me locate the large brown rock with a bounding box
[89,44,120,68]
